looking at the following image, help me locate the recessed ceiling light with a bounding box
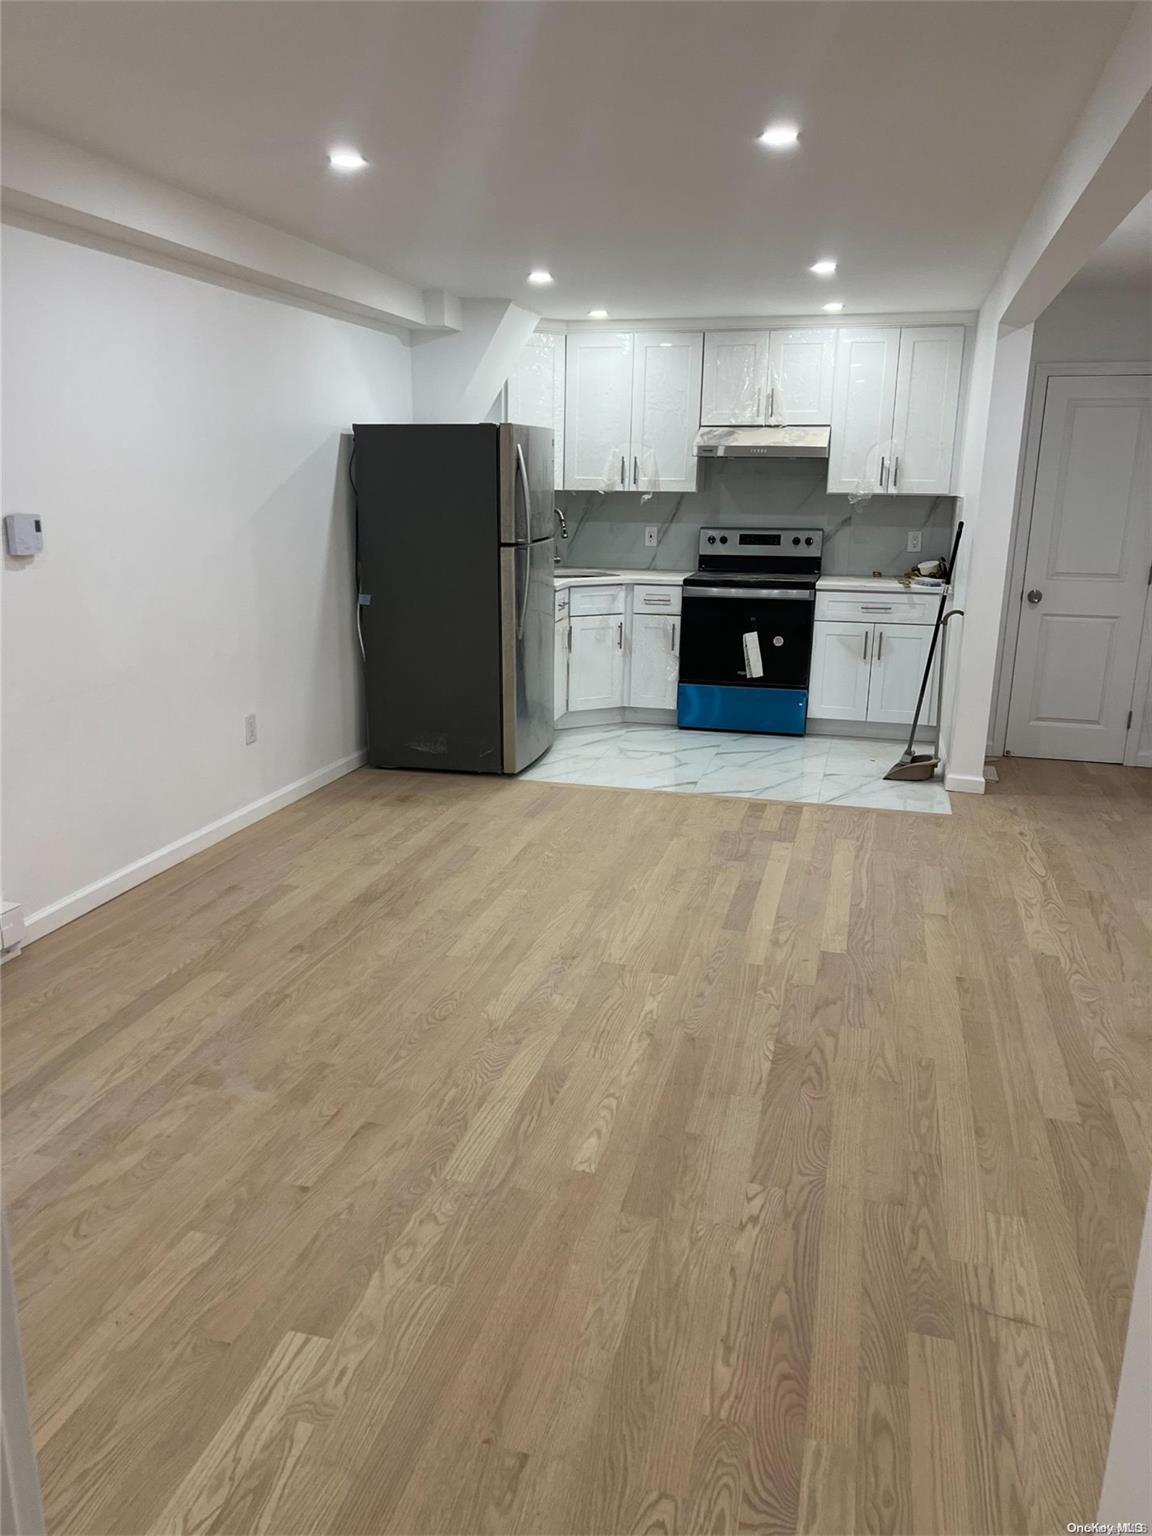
[588,309,608,319]
[757,123,800,150]
[810,259,837,276]
[328,148,367,172]
[527,270,554,285]
[823,301,845,312]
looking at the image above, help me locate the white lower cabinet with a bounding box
[867,622,938,726]
[567,614,626,711]
[808,622,873,720]
[629,614,680,710]
[554,618,569,720]
[809,615,938,726]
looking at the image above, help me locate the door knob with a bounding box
[1026,588,1043,604]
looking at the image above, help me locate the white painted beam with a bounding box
[1,120,457,334]
[411,299,541,423]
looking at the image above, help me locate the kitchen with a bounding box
[522,319,964,811]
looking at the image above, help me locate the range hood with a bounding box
[694,425,831,459]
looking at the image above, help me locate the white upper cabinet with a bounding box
[827,325,964,496]
[564,332,634,491]
[700,327,836,426]
[889,327,964,496]
[826,328,902,495]
[700,331,769,425]
[631,333,704,493]
[565,330,702,493]
[768,328,837,424]
[507,332,566,491]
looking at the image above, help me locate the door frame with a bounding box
[989,360,1152,766]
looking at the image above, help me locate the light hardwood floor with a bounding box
[3,759,1150,1535]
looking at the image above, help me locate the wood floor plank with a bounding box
[3,757,1148,1535]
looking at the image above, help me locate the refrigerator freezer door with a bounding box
[501,536,556,771]
[499,424,555,545]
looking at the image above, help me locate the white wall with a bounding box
[940,5,1152,790]
[1032,283,1152,363]
[1,224,411,935]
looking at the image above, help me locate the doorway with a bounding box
[1005,372,1152,762]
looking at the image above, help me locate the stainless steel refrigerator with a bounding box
[351,422,555,774]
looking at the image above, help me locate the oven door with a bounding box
[678,585,815,688]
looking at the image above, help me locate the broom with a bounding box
[884,519,964,781]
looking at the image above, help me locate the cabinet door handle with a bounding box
[567,626,572,653]
[892,456,900,490]
[620,455,625,487]
[876,631,884,661]
[617,621,623,650]
[862,630,870,662]
[669,621,677,651]
[633,455,639,487]
[878,455,887,490]
[860,604,893,612]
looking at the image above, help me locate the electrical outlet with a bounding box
[907,530,923,553]
[644,525,659,548]
[244,713,257,746]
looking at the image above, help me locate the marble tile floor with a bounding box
[521,724,951,814]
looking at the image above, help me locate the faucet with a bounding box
[553,505,568,563]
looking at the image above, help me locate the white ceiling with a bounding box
[1,1,1137,320]
[1070,192,1152,290]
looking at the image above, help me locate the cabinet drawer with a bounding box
[632,584,682,615]
[815,590,939,625]
[569,584,625,617]
[554,588,570,620]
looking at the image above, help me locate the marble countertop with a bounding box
[554,569,937,593]
[816,575,941,593]
[553,568,692,588]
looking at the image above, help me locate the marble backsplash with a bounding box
[554,459,956,575]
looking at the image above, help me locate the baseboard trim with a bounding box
[944,771,986,795]
[23,750,367,945]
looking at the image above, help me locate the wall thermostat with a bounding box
[4,514,43,557]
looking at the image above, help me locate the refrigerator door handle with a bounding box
[515,441,531,549]
[515,542,529,640]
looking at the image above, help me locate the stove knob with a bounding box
[707,535,716,545]
[792,536,801,546]
[805,536,814,546]
[719,535,729,544]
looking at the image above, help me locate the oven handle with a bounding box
[683,586,815,602]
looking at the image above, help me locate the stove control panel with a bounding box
[698,528,823,558]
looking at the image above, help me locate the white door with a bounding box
[1007,374,1152,762]
[866,623,938,726]
[564,332,634,491]
[629,613,679,709]
[808,621,873,719]
[890,326,964,495]
[568,614,626,711]
[630,332,703,493]
[700,331,770,425]
[826,328,901,496]
[554,618,569,719]
[507,331,565,490]
[767,328,837,424]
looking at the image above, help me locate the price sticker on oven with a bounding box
[742,631,764,678]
